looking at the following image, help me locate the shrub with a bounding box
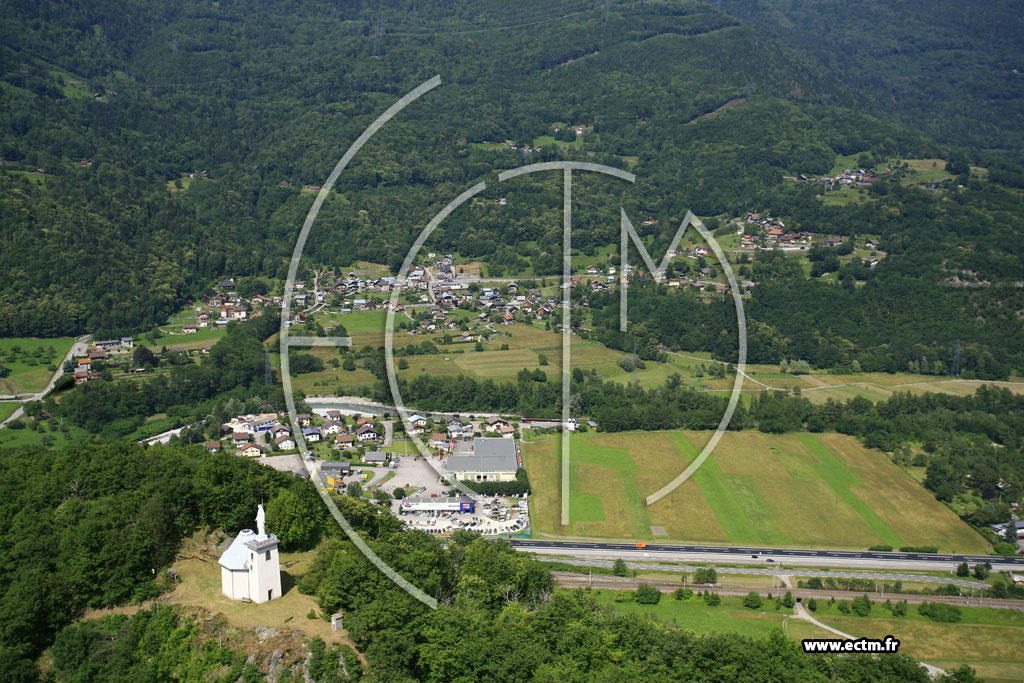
[918,602,961,623]
[694,568,717,584]
[703,591,721,607]
[674,588,694,601]
[851,594,872,616]
[868,545,893,552]
[743,591,763,609]
[635,584,662,605]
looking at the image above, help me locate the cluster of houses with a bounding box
[793,167,884,189]
[320,410,382,450]
[472,285,560,327]
[738,214,813,249]
[416,415,517,456]
[218,412,294,457]
[217,410,386,457]
[70,337,135,384]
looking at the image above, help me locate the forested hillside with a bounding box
[0,0,1022,365]
[0,441,327,678]
[721,0,1024,162]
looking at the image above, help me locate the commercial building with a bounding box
[400,494,475,514]
[445,437,519,482]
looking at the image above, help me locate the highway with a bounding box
[509,539,1024,572]
[551,572,1024,612]
[547,556,989,590]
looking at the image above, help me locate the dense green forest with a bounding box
[1,0,1021,377]
[721,0,1024,161]
[0,440,328,679]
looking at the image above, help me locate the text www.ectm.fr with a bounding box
[802,636,900,654]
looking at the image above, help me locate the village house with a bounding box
[274,434,297,450]
[240,444,263,458]
[485,416,511,433]
[334,433,355,450]
[355,424,379,442]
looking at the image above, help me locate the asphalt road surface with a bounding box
[547,556,989,590]
[511,539,1024,572]
[551,572,1024,611]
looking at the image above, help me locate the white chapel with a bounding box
[219,503,282,603]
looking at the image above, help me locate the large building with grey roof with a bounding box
[445,437,520,482]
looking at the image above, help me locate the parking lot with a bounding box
[396,495,529,536]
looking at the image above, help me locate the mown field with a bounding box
[522,430,988,553]
[595,588,1024,682]
[296,310,1024,404]
[0,336,76,395]
[591,590,832,641]
[809,599,1024,683]
[148,325,227,352]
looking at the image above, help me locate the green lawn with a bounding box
[151,325,226,351]
[533,133,584,150]
[592,590,831,641]
[523,430,988,552]
[0,402,20,422]
[0,337,76,395]
[821,186,872,206]
[0,418,92,449]
[469,141,508,151]
[166,175,194,192]
[3,170,47,185]
[809,599,1024,682]
[592,587,1024,680]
